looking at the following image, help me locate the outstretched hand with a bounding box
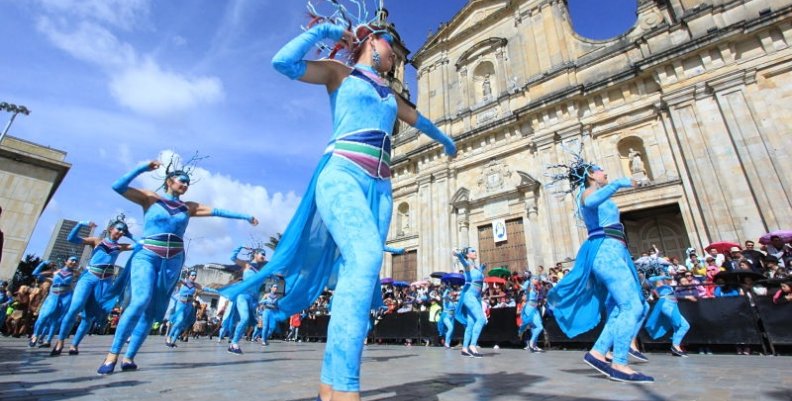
[249,217,259,226]
[338,29,355,51]
[147,160,161,171]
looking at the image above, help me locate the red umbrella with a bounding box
[484,277,506,285]
[705,241,740,254]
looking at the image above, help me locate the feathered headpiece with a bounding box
[544,141,599,196]
[154,151,209,190]
[245,236,268,260]
[544,141,600,221]
[305,0,392,61]
[107,213,130,236]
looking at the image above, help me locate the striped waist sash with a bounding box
[587,224,627,244]
[89,264,115,279]
[51,285,73,295]
[179,295,194,303]
[327,130,391,179]
[143,234,185,259]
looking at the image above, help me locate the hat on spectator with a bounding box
[676,265,688,272]
[729,246,741,253]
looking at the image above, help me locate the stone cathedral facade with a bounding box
[383,0,792,281]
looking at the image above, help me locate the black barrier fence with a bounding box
[289,297,790,351]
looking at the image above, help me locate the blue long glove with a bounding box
[230,246,245,262]
[582,178,633,209]
[32,261,51,279]
[112,162,150,194]
[383,246,405,255]
[212,208,253,222]
[272,23,346,80]
[67,221,88,245]
[415,113,457,157]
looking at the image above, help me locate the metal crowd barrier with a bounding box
[290,297,791,351]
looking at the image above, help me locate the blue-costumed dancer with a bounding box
[52,218,135,356]
[437,287,458,349]
[218,3,456,398]
[165,270,203,347]
[29,257,80,347]
[227,245,267,354]
[259,285,280,346]
[643,276,692,357]
[518,277,545,352]
[453,248,487,358]
[97,157,258,375]
[545,149,653,383]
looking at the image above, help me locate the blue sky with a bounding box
[1,0,636,266]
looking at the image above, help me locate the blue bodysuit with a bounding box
[644,282,690,347]
[219,23,455,392]
[437,288,457,347]
[454,254,487,351]
[167,279,198,344]
[58,223,128,349]
[230,247,265,350]
[518,280,544,348]
[547,178,648,366]
[33,263,76,342]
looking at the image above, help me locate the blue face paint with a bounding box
[114,224,128,232]
[176,175,190,185]
[591,165,603,172]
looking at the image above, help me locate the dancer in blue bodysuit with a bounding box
[219,3,455,399]
[227,246,267,354]
[97,158,258,375]
[518,277,545,352]
[52,218,134,356]
[216,298,238,342]
[437,286,458,349]
[453,247,487,358]
[165,270,203,347]
[259,285,280,346]
[29,257,80,348]
[546,150,653,383]
[644,276,692,357]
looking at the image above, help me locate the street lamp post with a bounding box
[0,102,31,144]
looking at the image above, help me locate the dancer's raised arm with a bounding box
[111,161,160,207]
[396,96,456,157]
[272,23,355,88]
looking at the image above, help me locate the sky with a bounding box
[1,0,636,267]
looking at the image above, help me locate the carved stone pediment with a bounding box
[445,1,510,41]
[477,159,513,194]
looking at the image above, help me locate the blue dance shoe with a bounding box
[529,344,545,353]
[629,348,649,362]
[670,346,688,358]
[68,348,79,356]
[460,349,472,357]
[97,361,117,375]
[28,339,37,348]
[583,352,611,377]
[608,368,654,383]
[121,361,138,371]
[227,345,243,355]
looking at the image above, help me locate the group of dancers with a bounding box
[18,1,701,399]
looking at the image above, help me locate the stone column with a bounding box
[456,207,470,248]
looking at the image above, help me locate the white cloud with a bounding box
[130,150,300,264]
[33,2,224,116]
[36,0,150,30]
[36,18,137,68]
[109,60,225,116]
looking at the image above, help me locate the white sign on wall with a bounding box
[493,218,508,243]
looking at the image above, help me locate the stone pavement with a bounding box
[1,336,790,401]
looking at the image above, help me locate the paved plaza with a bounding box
[1,336,790,401]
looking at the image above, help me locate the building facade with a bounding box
[0,135,71,279]
[385,0,792,281]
